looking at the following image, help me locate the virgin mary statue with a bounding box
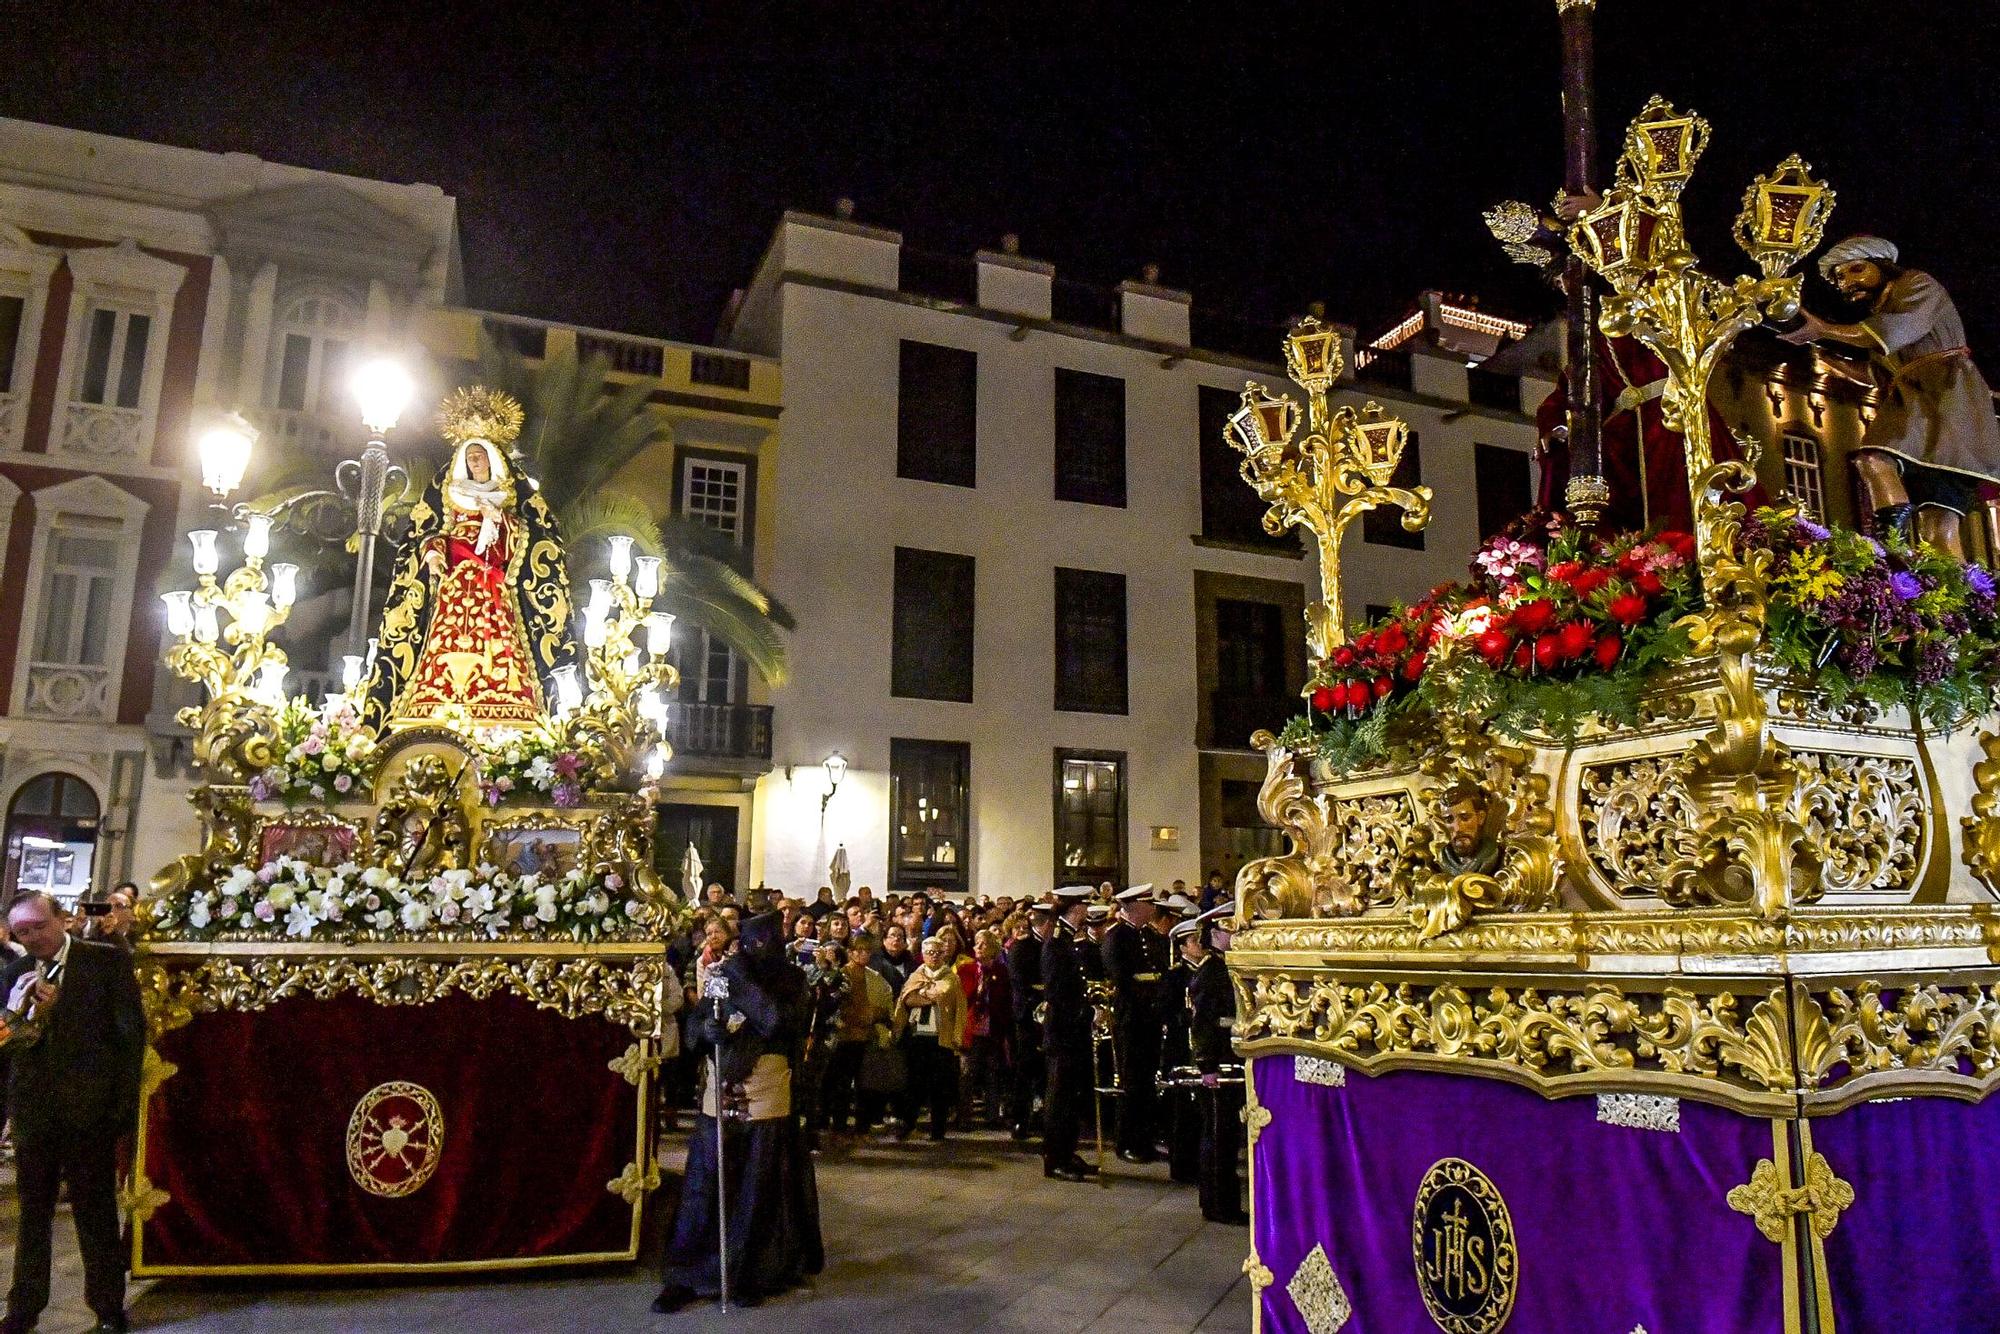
[361,387,579,731]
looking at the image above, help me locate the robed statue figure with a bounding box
[361,387,579,731]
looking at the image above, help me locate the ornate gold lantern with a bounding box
[1283,316,1343,395]
[1735,154,1836,279]
[1622,96,1708,198]
[1227,383,1301,457]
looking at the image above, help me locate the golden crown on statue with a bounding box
[438,386,525,447]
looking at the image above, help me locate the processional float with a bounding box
[1226,95,2000,1332]
[131,387,682,1274]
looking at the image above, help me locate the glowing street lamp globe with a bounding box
[197,412,258,500]
[351,357,415,435]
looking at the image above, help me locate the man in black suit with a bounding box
[1,891,145,1334]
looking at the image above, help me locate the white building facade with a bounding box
[726,211,1551,900]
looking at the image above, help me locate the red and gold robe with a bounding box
[396,502,543,726]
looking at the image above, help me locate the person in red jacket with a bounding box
[957,929,1014,1131]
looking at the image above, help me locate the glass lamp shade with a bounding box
[194,602,220,645]
[243,513,272,561]
[634,556,662,602]
[1353,415,1409,487]
[189,529,220,577]
[582,605,608,649]
[1283,316,1343,394]
[341,654,365,691]
[1622,97,1709,199]
[197,413,257,499]
[551,665,583,714]
[638,687,666,725]
[257,661,288,704]
[586,579,613,621]
[162,591,195,637]
[1735,155,1835,277]
[1226,384,1300,456]
[351,357,415,435]
[824,751,849,789]
[270,563,299,610]
[365,637,380,669]
[607,535,634,584]
[623,651,641,677]
[233,591,272,639]
[645,612,674,656]
[644,747,667,781]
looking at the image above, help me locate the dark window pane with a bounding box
[0,294,23,394]
[1198,384,1293,550]
[114,313,150,409]
[690,351,751,389]
[1055,567,1127,714]
[79,308,117,405]
[1054,368,1126,507]
[1215,599,1285,696]
[897,340,977,487]
[892,546,975,702]
[1474,442,1533,541]
[1467,367,1521,411]
[1055,751,1125,888]
[890,738,970,894]
[1362,430,1424,549]
[276,332,312,411]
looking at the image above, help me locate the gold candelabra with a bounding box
[161,513,300,782]
[1225,317,1431,672]
[1566,97,1836,919]
[555,535,678,787]
[1566,96,1834,576]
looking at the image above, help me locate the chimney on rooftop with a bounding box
[834,197,856,220]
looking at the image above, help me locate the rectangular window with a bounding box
[1198,384,1293,551]
[897,340,977,487]
[1054,567,1127,714]
[0,293,24,395]
[276,332,312,411]
[1784,433,1826,522]
[690,351,751,390]
[1055,750,1125,889]
[890,738,970,895]
[1362,430,1424,549]
[76,307,150,409]
[1211,598,1291,747]
[1474,442,1532,541]
[675,630,738,705]
[681,458,748,544]
[34,528,119,666]
[1054,368,1126,507]
[892,546,975,702]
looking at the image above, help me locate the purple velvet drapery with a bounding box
[1252,1059,1783,1332]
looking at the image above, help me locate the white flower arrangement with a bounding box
[149,856,653,943]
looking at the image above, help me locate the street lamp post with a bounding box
[341,358,416,657]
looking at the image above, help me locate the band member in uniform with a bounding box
[1103,884,1169,1164]
[1158,891,1201,1185]
[1178,904,1247,1225]
[1041,887,1098,1182]
[1007,902,1048,1144]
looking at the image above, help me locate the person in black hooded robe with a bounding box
[655,911,824,1311]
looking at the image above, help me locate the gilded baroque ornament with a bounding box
[1962,728,2000,894]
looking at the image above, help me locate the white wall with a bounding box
[754,252,1543,900]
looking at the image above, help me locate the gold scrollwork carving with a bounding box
[1236,976,1806,1104]
[137,953,669,1039]
[1727,1153,1853,1244]
[1234,736,1342,922]
[119,1172,172,1224]
[1963,729,2000,896]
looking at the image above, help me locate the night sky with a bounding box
[9,2,1999,357]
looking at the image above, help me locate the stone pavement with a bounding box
[3,1132,1252,1333]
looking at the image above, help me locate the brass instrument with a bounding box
[1156,1063,1246,1092]
[1086,978,1119,1188]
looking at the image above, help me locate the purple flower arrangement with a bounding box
[1755,506,2000,726]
